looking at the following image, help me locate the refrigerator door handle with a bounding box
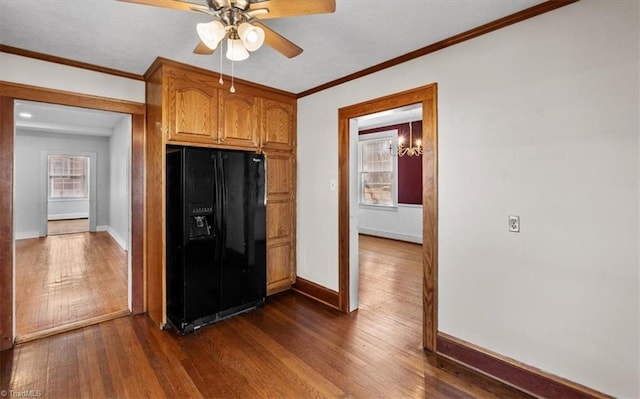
[262,156,267,206]
[213,156,221,263]
[217,154,226,261]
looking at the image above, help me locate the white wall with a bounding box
[108,116,131,250]
[0,52,144,103]
[297,1,639,397]
[358,205,422,243]
[48,198,89,220]
[14,130,110,238]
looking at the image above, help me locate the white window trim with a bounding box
[358,129,398,208]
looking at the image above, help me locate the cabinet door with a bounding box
[262,99,294,151]
[265,151,295,293]
[267,242,294,293]
[267,200,293,241]
[266,152,294,200]
[219,91,259,148]
[167,75,218,144]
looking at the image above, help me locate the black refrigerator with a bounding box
[166,145,266,334]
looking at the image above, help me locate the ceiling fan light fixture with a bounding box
[197,20,226,50]
[237,22,265,52]
[226,37,250,61]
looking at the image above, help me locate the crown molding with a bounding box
[0,44,145,81]
[297,0,579,98]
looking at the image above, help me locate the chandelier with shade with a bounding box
[397,120,423,157]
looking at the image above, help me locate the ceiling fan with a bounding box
[117,0,336,60]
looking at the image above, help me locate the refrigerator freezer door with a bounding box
[165,148,185,329]
[166,146,222,332]
[183,148,220,326]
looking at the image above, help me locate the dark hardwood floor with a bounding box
[0,235,530,398]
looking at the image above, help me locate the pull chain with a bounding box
[230,58,236,93]
[218,41,224,85]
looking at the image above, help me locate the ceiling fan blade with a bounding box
[116,0,208,13]
[250,0,335,19]
[193,41,216,55]
[253,22,302,58]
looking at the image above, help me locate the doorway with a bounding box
[13,100,131,341]
[337,84,438,350]
[0,87,144,351]
[352,104,424,330]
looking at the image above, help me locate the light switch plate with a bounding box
[509,215,520,233]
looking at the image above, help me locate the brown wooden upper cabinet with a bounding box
[162,63,295,153]
[219,91,260,148]
[166,72,219,144]
[261,99,295,151]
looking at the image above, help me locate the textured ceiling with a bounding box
[1,0,545,94]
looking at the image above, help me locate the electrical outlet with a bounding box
[509,215,520,233]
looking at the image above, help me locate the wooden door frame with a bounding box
[337,84,438,350]
[0,82,146,351]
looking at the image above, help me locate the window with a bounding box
[48,155,89,199]
[358,130,397,206]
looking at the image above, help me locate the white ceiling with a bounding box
[15,100,127,136]
[0,0,546,94]
[356,103,422,130]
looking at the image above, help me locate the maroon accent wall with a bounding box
[360,121,423,205]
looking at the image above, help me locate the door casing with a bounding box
[0,82,146,350]
[337,83,438,350]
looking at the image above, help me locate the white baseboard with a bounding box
[15,231,40,240]
[47,213,89,221]
[95,225,127,251]
[106,227,128,251]
[358,227,422,244]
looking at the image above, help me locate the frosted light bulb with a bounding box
[237,22,265,52]
[226,38,249,61]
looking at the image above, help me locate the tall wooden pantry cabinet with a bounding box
[144,58,296,326]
